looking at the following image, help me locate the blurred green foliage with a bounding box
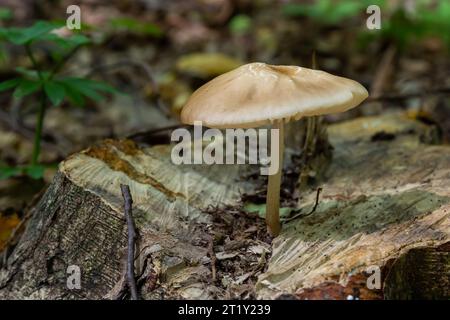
[229,14,252,35]
[109,17,163,37]
[423,2,450,44]
[0,164,45,180]
[0,7,12,20]
[283,0,386,24]
[283,0,450,49]
[0,8,12,65]
[0,19,120,179]
[0,20,119,107]
[362,1,450,49]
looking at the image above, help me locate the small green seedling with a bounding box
[0,20,120,179]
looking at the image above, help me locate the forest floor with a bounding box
[0,0,449,299]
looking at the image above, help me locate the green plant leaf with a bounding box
[44,81,66,106]
[24,164,45,179]
[0,78,20,92]
[58,77,121,105]
[62,83,85,107]
[0,164,52,180]
[86,80,122,94]
[61,78,103,101]
[0,20,61,45]
[41,32,91,49]
[0,166,22,179]
[13,79,41,98]
[15,67,49,81]
[21,21,58,42]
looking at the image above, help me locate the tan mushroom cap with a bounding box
[181,62,368,128]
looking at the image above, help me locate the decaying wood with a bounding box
[0,113,449,299]
[383,243,450,299]
[0,138,262,299]
[257,114,449,299]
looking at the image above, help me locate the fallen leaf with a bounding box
[176,53,242,78]
[0,212,20,251]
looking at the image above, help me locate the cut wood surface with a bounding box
[258,113,449,299]
[0,113,448,299]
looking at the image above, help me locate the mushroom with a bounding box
[181,62,368,236]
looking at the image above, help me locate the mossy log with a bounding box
[0,113,449,299]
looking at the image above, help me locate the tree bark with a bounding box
[0,139,261,299]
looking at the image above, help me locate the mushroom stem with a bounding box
[266,119,285,236]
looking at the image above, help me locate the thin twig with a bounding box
[307,187,322,216]
[120,184,139,300]
[283,187,322,222]
[208,237,217,283]
[127,124,188,140]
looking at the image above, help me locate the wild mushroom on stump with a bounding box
[181,62,368,236]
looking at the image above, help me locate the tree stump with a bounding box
[0,113,449,299]
[257,114,450,299]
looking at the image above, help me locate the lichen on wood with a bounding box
[257,113,450,299]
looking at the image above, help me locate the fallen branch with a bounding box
[127,124,189,140]
[307,187,323,216]
[120,184,139,300]
[208,237,217,283]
